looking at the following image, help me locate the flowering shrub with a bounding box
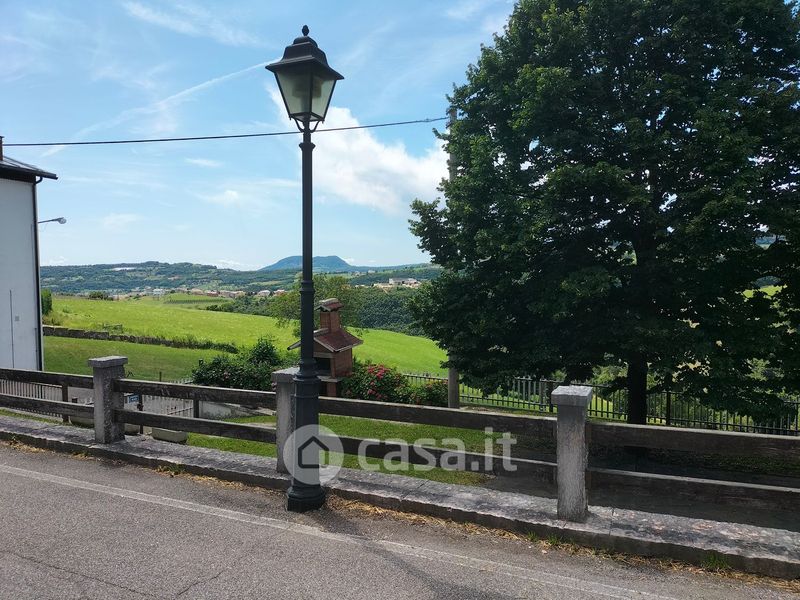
[343,362,448,407]
[342,362,413,404]
[409,380,448,407]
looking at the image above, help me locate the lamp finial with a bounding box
[302,25,309,36]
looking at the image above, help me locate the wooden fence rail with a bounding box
[0,368,93,389]
[0,393,93,419]
[115,410,277,443]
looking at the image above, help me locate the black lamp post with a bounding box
[267,26,343,512]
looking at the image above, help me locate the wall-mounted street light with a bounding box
[267,26,343,513]
[37,217,66,225]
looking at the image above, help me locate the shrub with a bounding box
[342,362,413,404]
[409,380,448,407]
[87,291,111,300]
[41,289,53,315]
[246,337,281,366]
[191,338,286,391]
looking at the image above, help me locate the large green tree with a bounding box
[411,0,800,423]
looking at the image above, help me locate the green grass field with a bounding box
[187,414,494,486]
[46,296,446,377]
[160,293,232,307]
[44,337,228,381]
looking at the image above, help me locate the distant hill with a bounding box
[40,259,440,294]
[260,255,353,272]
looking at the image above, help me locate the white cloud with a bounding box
[185,158,223,168]
[122,1,263,47]
[311,106,448,215]
[101,213,143,230]
[343,258,356,265]
[205,189,243,207]
[200,178,298,213]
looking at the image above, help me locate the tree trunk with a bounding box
[626,355,648,425]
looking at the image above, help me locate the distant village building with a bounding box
[273,289,287,296]
[388,277,420,287]
[219,290,246,299]
[288,298,363,397]
[0,140,57,370]
[256,290,271,297]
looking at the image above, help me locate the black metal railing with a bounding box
[403,373,800,435]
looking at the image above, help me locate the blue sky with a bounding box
[1,0,513,269]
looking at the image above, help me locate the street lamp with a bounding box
[267,26,343,513]
[37,217,66,225]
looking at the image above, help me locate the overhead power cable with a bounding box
[4,116,449,148]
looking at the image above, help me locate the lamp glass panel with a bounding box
[309,76,335,121]
[275,70,311,118]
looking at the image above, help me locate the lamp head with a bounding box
[266,26,343,126]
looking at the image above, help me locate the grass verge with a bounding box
[187,414,497,486]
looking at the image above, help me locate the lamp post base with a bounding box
[286,485,326,512]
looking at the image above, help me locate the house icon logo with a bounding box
[283,424,343,485]
[297,435,330,469]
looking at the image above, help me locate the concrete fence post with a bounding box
[447,353,460,409]
[551,385,592,522]
[88,355,128,444]
[272,367,298,474]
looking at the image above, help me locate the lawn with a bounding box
[187,414,496,486]
[44,337,226,381]
[48,296,447,374]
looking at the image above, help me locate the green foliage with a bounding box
[191,338,287,391]
[342,362,413,403]
[268,274,365,334]
[411,0,800,423]
[342,362,448,406]
[348,266,442,286]
[357,287,423,335]
[40,289,52,316]
[408,379,449,407]
[87,291,112,300]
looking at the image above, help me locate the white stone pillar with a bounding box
[272,367,298,474]
[89,356,128,444]
[551,385,592,522]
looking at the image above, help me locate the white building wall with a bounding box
[0,178,40,370]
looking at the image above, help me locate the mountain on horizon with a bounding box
[260,255,353,272]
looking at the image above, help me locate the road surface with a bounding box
[0,442,793,599]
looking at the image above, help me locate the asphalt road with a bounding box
[0,442,793,600]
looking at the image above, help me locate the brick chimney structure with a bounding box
[288,298,362,396]
[319,298,342,332]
